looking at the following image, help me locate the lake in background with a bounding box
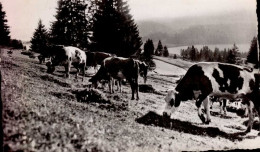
[168,43,251,55]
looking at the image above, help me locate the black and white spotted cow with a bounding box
[46,45,86,81]
[89,57,148,100]
[163,62,260,135]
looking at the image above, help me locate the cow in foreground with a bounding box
[163,62,260,135]
[89,57,148,100]
[46,45,86,81]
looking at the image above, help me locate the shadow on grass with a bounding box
[71,88,128,112]
[210,111,233,119]
[135,111,256,141]
[40,75,71,88]
[49,91,75,100]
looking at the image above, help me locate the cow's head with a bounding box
[163,89,181,118]
[137,61,148,84]
[46,60,55,73]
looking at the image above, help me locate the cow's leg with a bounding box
[111,78,114,93]
[202,96,211,124]
[222,99,227,115]
[108,78,114,93]
[257,106,260,136]
[196,93,210,124]
[64,63,70,78]
[82,64,85,82]
[108,79,112,93]
[118,80,122,93]
[129,80,135,100]
[75,66,79,80]
[135,78,139,100]
[245,100,254,133]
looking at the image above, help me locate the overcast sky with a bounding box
[0,0,257,41]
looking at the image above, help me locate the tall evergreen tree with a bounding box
[189,45,196,61]
[247,36,259,68]
[163,45,169,57]
[226,43,240,64]
[91,0,142,57]
[143,39,154,59]
[50,0,89,48]
[30,20,49,55]
[0,2,10,45]
[155,40,163,56]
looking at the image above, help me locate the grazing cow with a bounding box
[163,62,260,135]
[46,45,86,81]
[85,51,113,72]
[89,57,148,100]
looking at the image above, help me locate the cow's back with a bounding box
[63,46,86,64]
[103,57,138,79]
[176,62,256,100]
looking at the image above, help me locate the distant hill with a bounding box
[136,11,257,46]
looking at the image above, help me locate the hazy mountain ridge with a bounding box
[137,11,257,46]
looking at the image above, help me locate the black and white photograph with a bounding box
[0,0,259,151]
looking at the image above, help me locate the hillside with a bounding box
[137,11,257,46]
[1,49,260,151]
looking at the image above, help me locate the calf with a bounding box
[46,45,86,81]
[86,51,113,72]
[163,62,260,135]
[89,57,148,100]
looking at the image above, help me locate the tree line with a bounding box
[179,36,259,68]
[29,0,141,58]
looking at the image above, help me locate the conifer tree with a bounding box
[50,0,89,48]
[91,0,142,57]
[143,39,154,59]
[163,46,169,57]
[30,20,49,55]
[247,36,259,68]
[226,43,240,64]
[0,2,10,45]
[155,40,163,56]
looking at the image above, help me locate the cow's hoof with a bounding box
[198,114,206,123]
[136,98,139,101]
[244,128,251,133]
[205,119,211,124]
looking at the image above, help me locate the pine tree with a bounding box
[155,40,163,56]
[0,2,10,45]
[189,45,196,61]
[143,39,154,59]
[163,45,169,57]
[246,36,258,68]
[50,0,89,48]
[30,20,49,55]
[91,0,142,57]
[226,43,240,64]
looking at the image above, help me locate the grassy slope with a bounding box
[1,49,260,151]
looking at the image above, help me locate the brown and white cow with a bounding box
[46,45,86,81]
[163,62,260,135]
[85,51,113,72]
[89,57,148,100]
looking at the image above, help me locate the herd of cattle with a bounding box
[37,45,260,136]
